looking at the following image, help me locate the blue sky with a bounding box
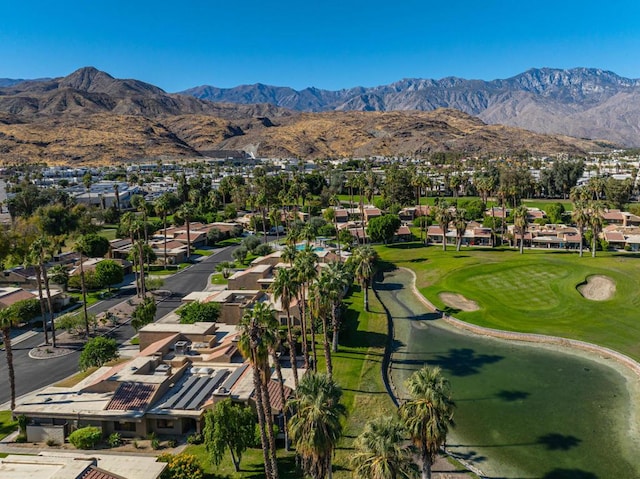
[2,0,640,92]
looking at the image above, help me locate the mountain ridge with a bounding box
[0,67,618,165]
[180,67,640,146]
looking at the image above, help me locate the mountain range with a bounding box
[0,67,619,164]
[182,68,640,147]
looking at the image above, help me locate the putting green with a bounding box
[378,244,640,360]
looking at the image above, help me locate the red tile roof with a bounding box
[81,466,127,479]
[106,382,158,411]
[0,289,37,307]
[265,378,293,414]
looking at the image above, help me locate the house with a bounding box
[182,290,267,325]
[0,453,165,479]
[14,322,303,444]
[0,266,38,288]
[394,225,412,242]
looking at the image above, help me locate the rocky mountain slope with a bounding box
[0,67,615,164]
[182,68,640,146]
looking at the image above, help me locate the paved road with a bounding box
[0,245,239,406]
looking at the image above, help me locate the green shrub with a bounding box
[151,437,160,450]
[46,438,59,447]
[186,432,202,445]
[68,426,102,449]
[108,432,122,448]
[159,453,203,479]
[15,433,27,443]
[167,439,177,448]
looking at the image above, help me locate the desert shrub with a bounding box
[68,426,102,449]
[15,433,27,443]
[108,432,122,448]
[46,438,59,447]
[151,437,160,450]
[253,243,273,256]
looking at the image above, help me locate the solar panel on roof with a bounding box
[186,370,229,410]
[221,364,248,390]
[174,377,210,409]
[157,375,198,409]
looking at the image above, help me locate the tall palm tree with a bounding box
[238,306,279,479]
[38,237,57,347]
[288,372,347,479]
[399,366,455,479]
[177,202,195,261]
[0,299,39,411]
[294,246,318,370]
[453,208,467,252]
[351,416,418,479]
[570,187,589,257]
[75,236,91,336]
[350,245,377,314]
[0,306,19,411]
[588,201,604,258]
[513,205,529,254]
[249,301,291,451]
[308,279,328,375]
[434,205,452,252]
[320,261,350,358]
[154,193,173,268]
[271,267,300,389]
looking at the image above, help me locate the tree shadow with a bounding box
[541,469,598,479]
[374,282,403,291]
[537,433,581,451]
[496,390,530,402]
[447,449,487,464]
[375,260,398,273]
[384,242,425,250]
[409,257,428,263]
[425,348,504,376]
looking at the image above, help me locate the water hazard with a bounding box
[379,267,640,478]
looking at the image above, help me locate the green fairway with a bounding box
[377,243,640,360]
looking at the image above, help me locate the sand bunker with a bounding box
[439,292,480,312]
[578,275,616,301]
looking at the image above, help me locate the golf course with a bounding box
[378,244,640,360]
[375,243,640,477]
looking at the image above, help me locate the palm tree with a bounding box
[238,305,279,479]
[434,205,452,252]
[588,201,604,258]
[513,205,529,254]
[570,187,589,257]
[154,193,173,268]
[0,307,19,411]
[177,202,195,261]
[75,236,91,336]
[294,246,318,370]
[38,237,58,347]
[350,245,377,314]
[399,366,455,479]
[288,372,347,479]
[453,208,467,252]
[351,416,418,479]
[271,267,300,389]
[320,261,350,359]
[248,301,291,451]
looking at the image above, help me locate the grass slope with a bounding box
[378,242,640,360]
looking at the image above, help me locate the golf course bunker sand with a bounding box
[439,292,480,311]
[578,275,616,301]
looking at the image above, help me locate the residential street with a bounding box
[0,245,238,407]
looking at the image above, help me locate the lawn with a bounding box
[98,226,119,241]
[0,411,17,440]
[210,273,228,285]
[377,242,640,360]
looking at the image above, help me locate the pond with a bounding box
[380,268,640,478]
